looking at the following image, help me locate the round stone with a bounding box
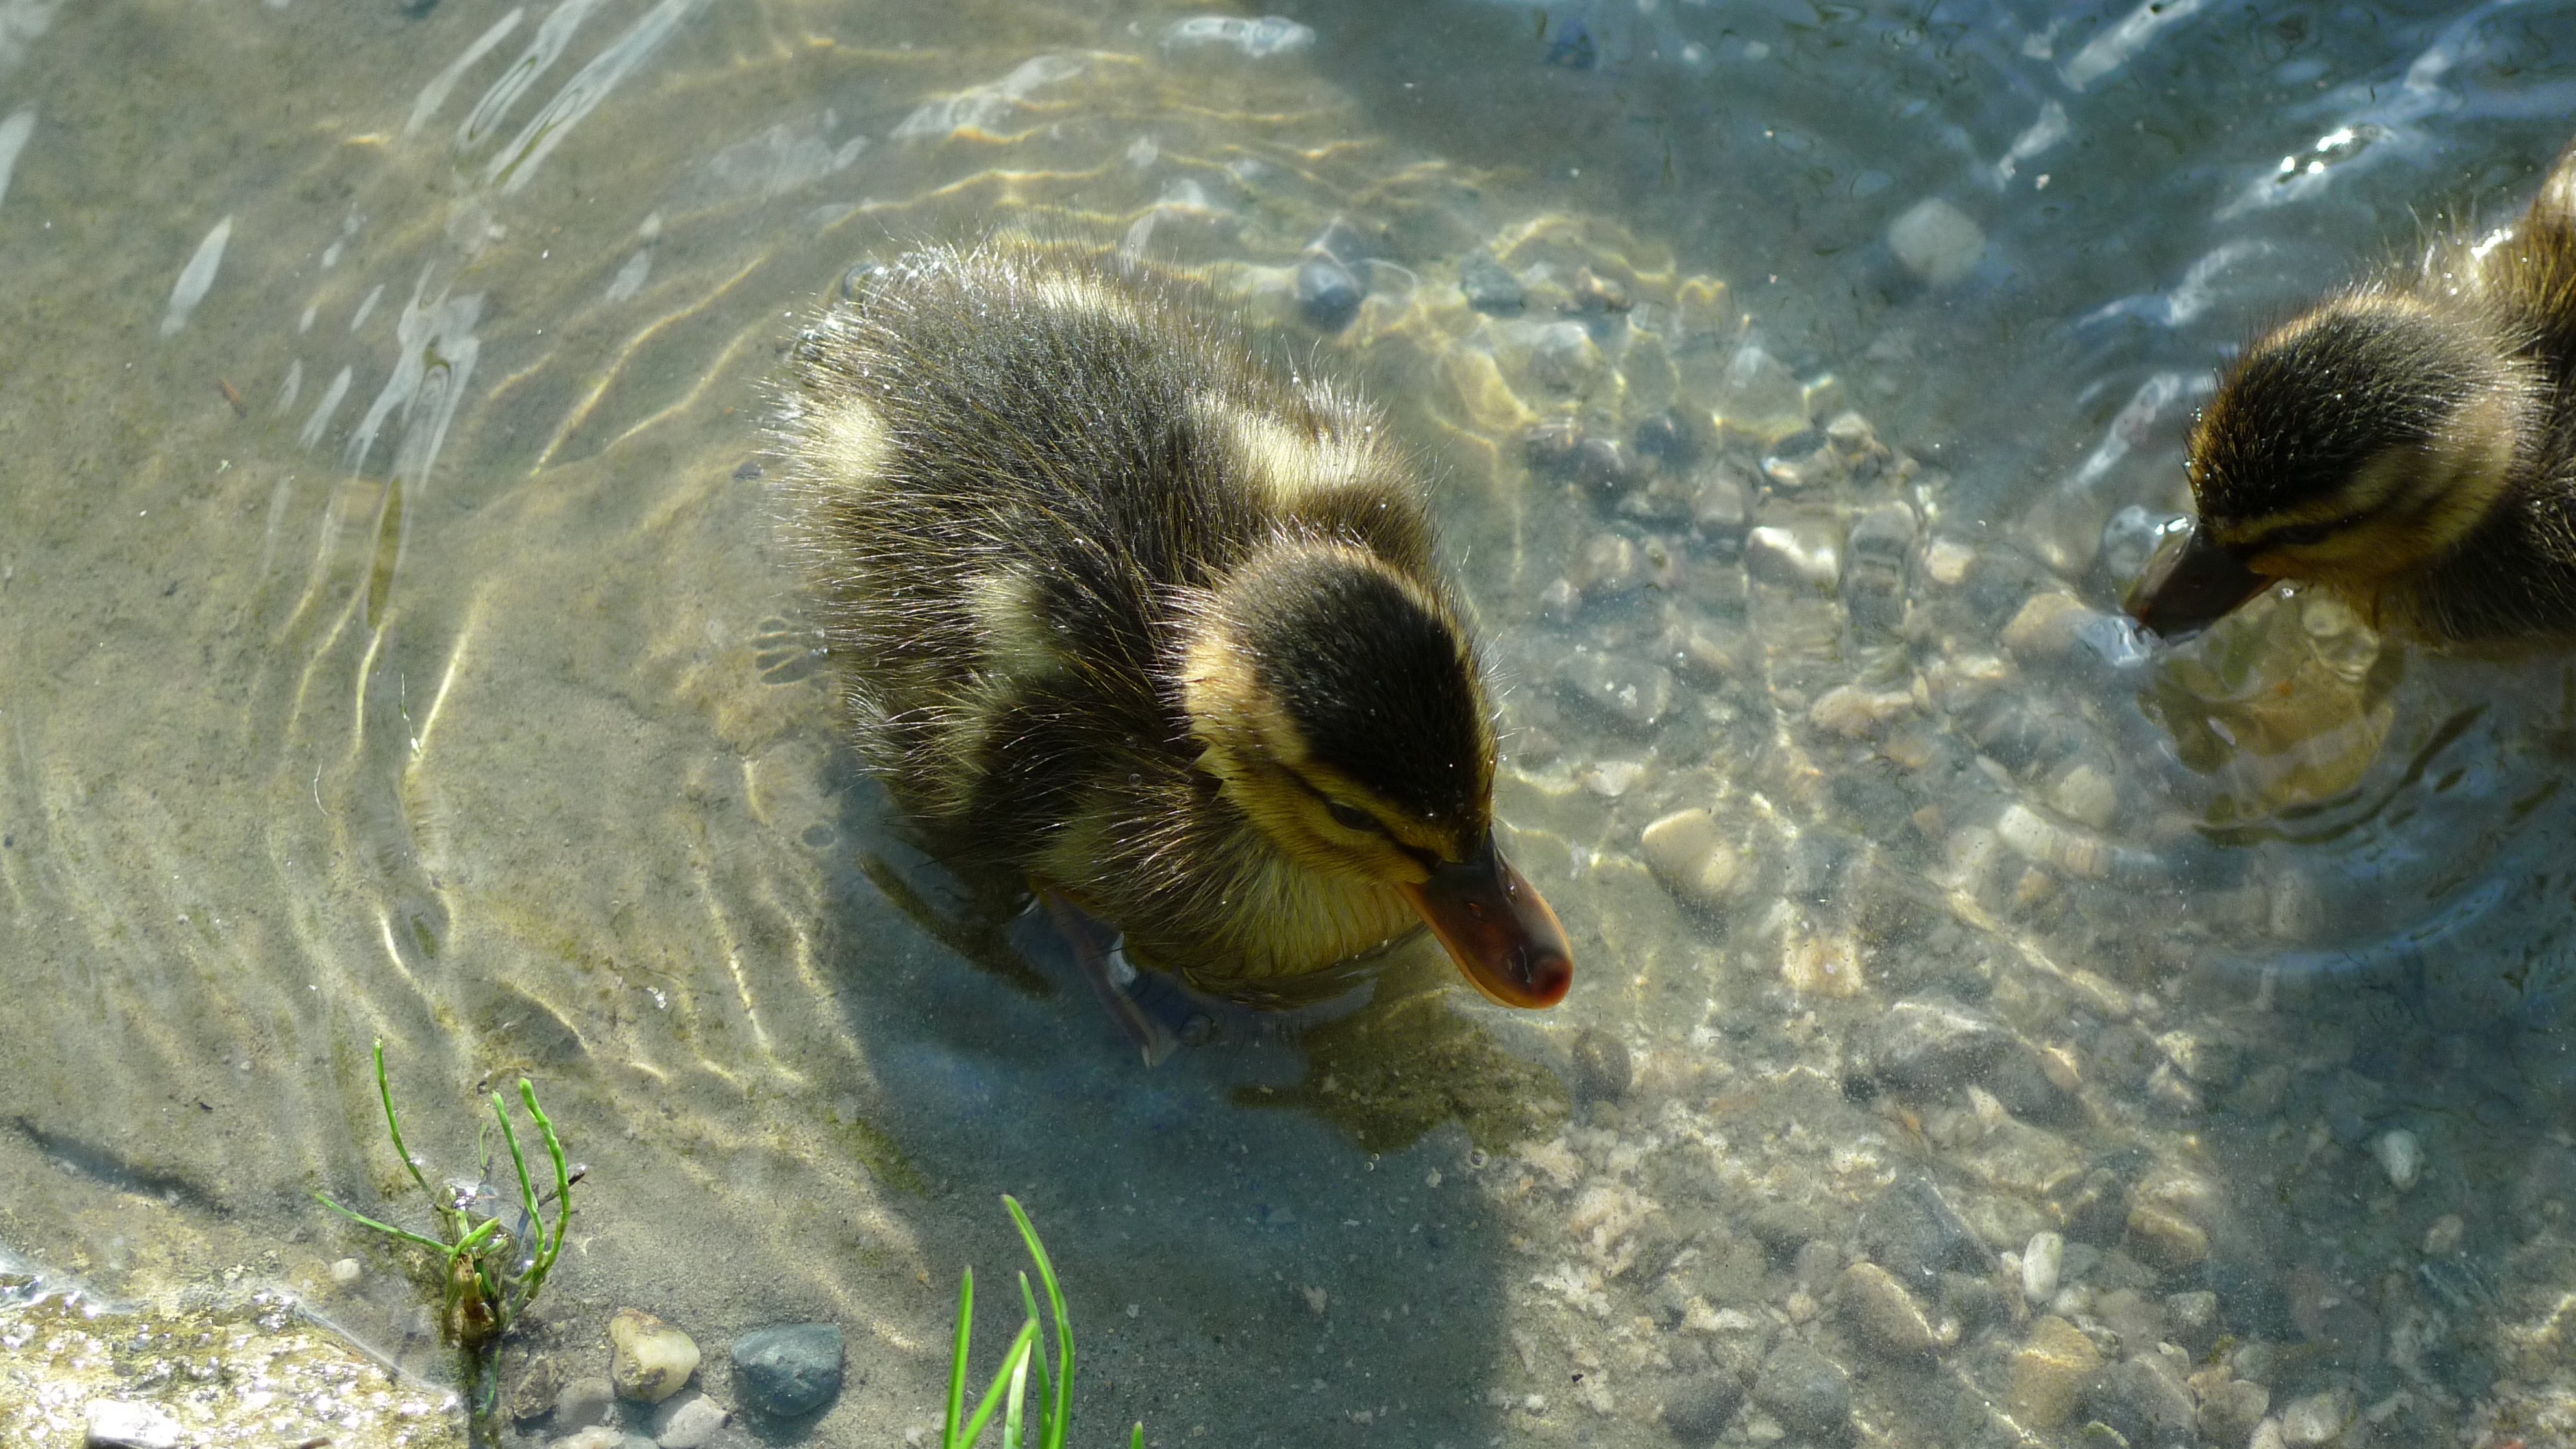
[730,1322,845,1418]
[1294,256,1361,330]
[608,1308,700,1404]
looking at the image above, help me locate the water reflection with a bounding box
[4,1,2576,1446]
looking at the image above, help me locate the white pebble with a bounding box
[2279,1389,2351,1446]
[84,1400,180,1449]
[1639,808,1740,909]
[2423,1213,2464,1256]
[2020,1231,2062,1304]
[329,1257,362,1285]
[1744,525,1840,589]
[2374,1129,2421,1191]
[1888,197,1984,287]
[656,1394,729,1449]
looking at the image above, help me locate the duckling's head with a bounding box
[1178,539,1573,1008]
[2127,291,2539,639]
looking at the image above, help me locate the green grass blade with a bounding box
[1130,1424,1143,1449]
[312,1192,452,1254]
[521,1078,573,1277]
[954,1320,1038,1448]
[494,1091,540,1251]
[371,1041,436,1204]
[1015,1270,1054,1433]
[1002,1335,1030,1448]
[943,1267,974,1448]
[1001,1196,1072,1449]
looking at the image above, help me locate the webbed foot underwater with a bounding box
[2128,135,2576,647]
[780,242,1572,1017]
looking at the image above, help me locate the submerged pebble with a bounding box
[2008,1316,2103,1430]
[2374,1128,2422,1191]
[1562,649,1674,730]
[1294,254,1362,330]
[1640,808,1740,910]
[2020,1230,2062,1304]
[1840,1261,1938,1358]
[652,1393,729,1448]
[1752,1338,1851,1437]
[730,1322,845,1418]
[1887,197,1984,286]
[1569,1028,1631,1103]
[2080,1354,2196,1446]
[608,1308,699,1404]
[1459,252,1524,314]
[556,1375,615,1428]
[1744,525,1839,589]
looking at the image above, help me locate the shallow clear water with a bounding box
[6,2,2576,1446]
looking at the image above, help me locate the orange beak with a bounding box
[1398,829,1573,1008]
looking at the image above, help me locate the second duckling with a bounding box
[782,242,1572,1020]
[2128,136,2576,646]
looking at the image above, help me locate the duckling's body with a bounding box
[2129,137,2576,645]
[782,243,1570,1012]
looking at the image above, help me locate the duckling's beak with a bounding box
[1399,830,1574,1009]
[2124,521,2272,641]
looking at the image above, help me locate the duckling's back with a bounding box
[780,243,1443,871]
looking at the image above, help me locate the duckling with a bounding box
[2127,136,2576,645]
[780,242,1573,1020]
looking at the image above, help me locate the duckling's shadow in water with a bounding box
[815,773,1546,1440]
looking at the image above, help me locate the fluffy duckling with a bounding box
[2128,136,2576,645]
[782,242,1572,1017]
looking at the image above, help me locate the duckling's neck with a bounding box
[2391,454,2576,643]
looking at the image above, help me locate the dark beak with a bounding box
[2124,520,2272,641]
[1398,829,1573,1009]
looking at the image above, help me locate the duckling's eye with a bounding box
[1325,800,1380,834]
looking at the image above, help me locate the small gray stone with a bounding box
[1661,1367,1744,1443]
[1632,409,1697,466]
[2164,1290,2220,1356]
[1574,437,1639,497]
[1859,1176,1993,1294]
[1744,1202,1822,1263]
[1852,998,2014,1095]
[1940,1270,2008,1331]
[1744,525,1839,589]
[1295,255,1362,330]
[2279,1387,2352,1446]
[1844,502,1917,638]
[1840,1261,1938,1359]
[1692,464,1750,538]
[557,1375,617,1430]
[1570,1028,1631,1103]
[509,1353,569,1422]
[1524,415,1583,475]
[2199,1380,2270,1446]
[1460,253,1524,314]
[1526,321,1604,393]
[1568,533,1642,597]
[1561,649,1675,731]
[1751,1338,1851,1437]
[730,1322,845,1418]
[654,1393,730,1449]
[2079,1355,2196,1446]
